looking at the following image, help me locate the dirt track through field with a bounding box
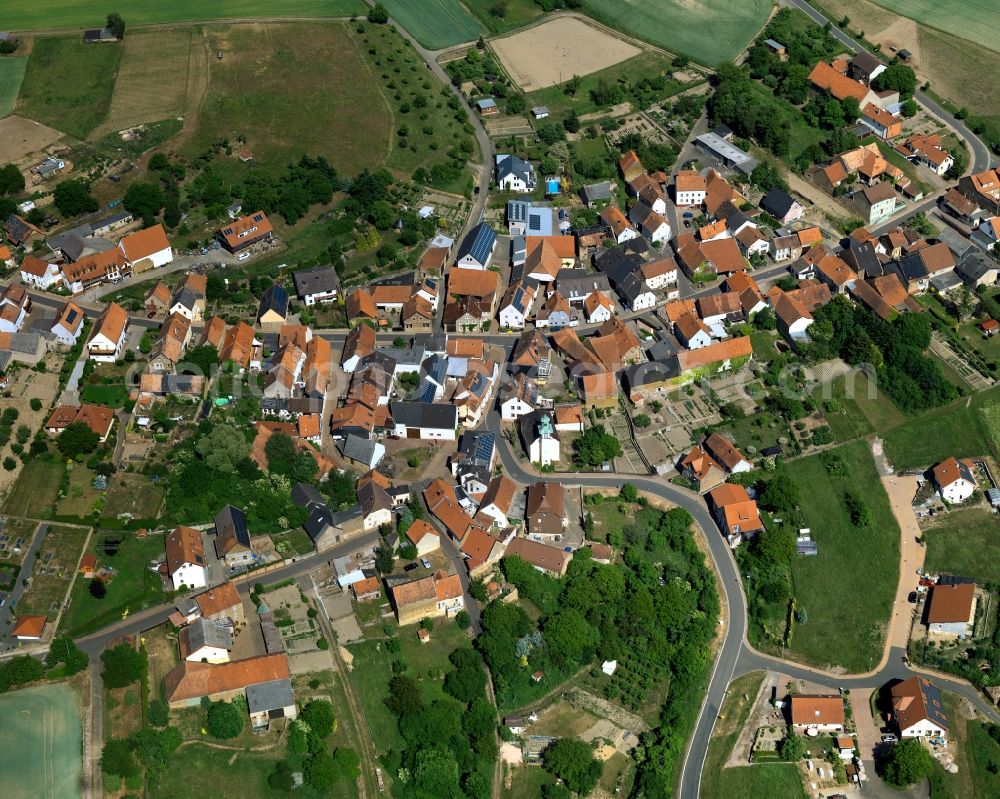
[491,17,640,92]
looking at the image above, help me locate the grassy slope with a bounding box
[815,372,906,443]
[713,765,807,799]
[701,671,766,798]
[378,0,482,50]
[3,459,64,516]
[580,0,771,64]
[883,385,1000,470]
[923,508,1000,584]
[0,56,27,117]
[16,35,121,139]
[0,1,363,30]
[464,0,543,35]
[787,440,899,672]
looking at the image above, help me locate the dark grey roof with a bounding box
[581,181,614,204]
[293,265,340,298]
[246,678,295,714]
[185,618,234,652]
[841,240,881,279]
[760,188,798,219]
[7,332,41,354]
[850,52,882,74]
[496,154,536,186]
[292,482,326,509]
[304,505,334,541]
[507,200,530,224]
[91,210,133,229]
[458,430,496,467]
[456,223,497,266]
[170,287,197,311]
[518,410,560,452]
[894,252,928,282]
[390,401,458,430]
[257,284,289,321]
[376,346,424,370]
[957,252,999,282]
[623,360,677,391]
[339,434,381,465]
[358,480,392,516]
[215,504,251,549]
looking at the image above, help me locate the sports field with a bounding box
[870,0,999,54]
[187,23,390,173]
[0,684,82,799]
[0,1,364,31]
[581,0,770,64]
[378,0,482,50]
[0,56,27,118]
[16,35,121,139]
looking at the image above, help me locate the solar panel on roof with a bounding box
[66,309,78,324]
[529,217,541,231]
[475,432,495,461]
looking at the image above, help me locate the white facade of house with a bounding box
[786,316,813,341]
[51,320,82,346]
[392,422,457,441]
[170,561,206,592]
[121,241,173,269]
[499,303,528,330]
[642,269,677,291]
[184,643,230,664]
[362,507,393,531]
[477,502,509,529]
[87,326,127,363]
[899,718,947,740]
[865,195,897,225]
[676,188,706,207]
[0,304,27,334]
[168,301,196,321]
[626,289,657,312]
[678,327,712,350]
[585,299,613,325]
[501,395,535,422]
[528,433,560,467]
[939,476,975,503]
[612,226,640,245]
[640,218,671,245]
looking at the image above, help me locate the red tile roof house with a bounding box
[788,694,846,733]
[706,483,764,547]
[504,536,572,577]
[924,583,976,636]
[931,457,977,503]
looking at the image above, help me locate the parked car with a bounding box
[404,562,418,572]
[420,557,431,569]
[908,591,918,603]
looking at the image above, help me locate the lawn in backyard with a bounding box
[883,385,1000,470]
[710,765,807,799]
[3,458,64,516]
[500,765,556,799]
[815,370,906,443]
[580,0,771,64]
[724,409,790,456]
[16,35,121,139]
[79,383,131,408]
[59,531,167,636]
[525,50,688,120]
[54,465,102,519]
[378,0,482,50]
[345,637,405,753]
[101,472,164,521]
[701,671,767,799]
[922,508,1000,585]
[0,56,27,118]
[786,440,900,672]
[15,525,89,618]
[0,1,363,30]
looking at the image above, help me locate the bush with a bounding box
[206,700,245,739]
[316,637,329,650]
[455,610,471,629]
[148,698,169,727]
[30,398,42,412]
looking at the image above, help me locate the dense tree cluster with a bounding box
[0,654,45,693]
[810,297,957,412]
[880,739,935,786]
[101,644,146,689]
[479,507,718,792]
[242,156,338,225]
[53,178,99,217]
[572,424,624,467]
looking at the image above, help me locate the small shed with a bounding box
[602,660,617,675]
[475,98,498,116]
[979,319,999,337]
[898,49,912,61]
[531,106,550,120]
[987,488,1000,508]
[764,39,786,58]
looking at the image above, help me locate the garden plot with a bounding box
[491,17,640,92]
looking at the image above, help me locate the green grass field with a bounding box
[0,684,82,799]
[787,441,900,672]
[0,56,27,117]
[526,50,689,119]
[883,386,1000,470]
[581,0,771,64]
[923,508,1000,584]
[60,531,167,637]
[187,23,390,173]
[0,1,364,31]
[464,0,543,35]
[16,35,121,139]
[378,0,482,50]
[79,383,131,407]
[815,371,906,443]
[701,671,766,798]
[870,1,999,54]
[3,459,64,517]
[711,765,807,799]
[101,473,164,521]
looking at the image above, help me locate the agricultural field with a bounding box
[0,56,27,118]
[492,16,641,92]
[870,0,998,53]
[378,0,482,50]
[710,765,808,799]
[15,524,89,618]
[0,0,365,31]
[59,530,166,637]
[922,508,1000,585]
[581,0,771,64]
[16,35,122,139]
[186,23,390,173]
[883,385,1000,470]
[97,28,208,136]
[0,684,82,799]
[787,441,900,673]
[0,115,65,163]
[3,459,64,517]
